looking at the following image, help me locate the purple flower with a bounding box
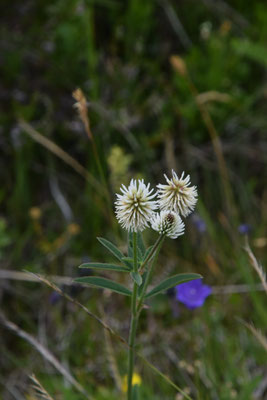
[49,291,61,305]
[191,214,206,233]
[195,218,206,233]
[238,224,251,235]
[175,279,211,310]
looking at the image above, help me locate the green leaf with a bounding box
[137,232,146,257]
[138,270,148,295]
[128,232,143,261]
[121,257,142,268]
[143,245,154,262]
[97,237,125,262]
[97,237,132,269]
[75,276,132,296]
[137,246,143,261]
[130,271,142,286]
[232,38,267,67]
[79,263,130,272]
[128,231,133,258]
[121,257,134,263]
[145,273,202,299]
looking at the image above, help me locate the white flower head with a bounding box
[151,210,185,239]
[157,170,198,217]
[115,179,158,232]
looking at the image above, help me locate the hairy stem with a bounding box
[127,232,138,399]
[137,235,165,314]
[127,233,165,398]
[139,234,164,274]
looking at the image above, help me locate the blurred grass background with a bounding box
[0,0,267,399]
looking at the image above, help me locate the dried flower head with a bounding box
[73,88,92,140]
[151,210,185,239]
[157,170,197,217]
[115,179,158,232]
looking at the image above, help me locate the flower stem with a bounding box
[139,234,163,274]
[127,232,138,400]
[137,235,165,314]
[127,234,165,398]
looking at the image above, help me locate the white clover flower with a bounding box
[157,170,197,217]
[115,179,158,232]
[151,210,185,239]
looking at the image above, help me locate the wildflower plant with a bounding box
[75,172,201,399]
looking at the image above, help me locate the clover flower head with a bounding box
[115,179,158,232]
[151,210,185,239]
[175,279,211,309]
[157,170,198,217]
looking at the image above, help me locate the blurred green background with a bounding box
[0,0,266,399]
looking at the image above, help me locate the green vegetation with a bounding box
[0,0,266,398]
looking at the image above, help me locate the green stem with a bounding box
[139,234,163,274]
[127,232,138,400]
[127,233,165,398]
[137,235,165,314]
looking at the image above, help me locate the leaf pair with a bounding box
[75,236,202,299]
[75,273,202,299]
[76,237,133,296]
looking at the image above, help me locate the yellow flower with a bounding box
[29,207,42,220]
[67,223,81,235]
[121,373,142,393]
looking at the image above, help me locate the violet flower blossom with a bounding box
[175,279,211,309]
[238,223,251,235]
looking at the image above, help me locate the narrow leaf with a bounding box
[122,257,142,268]
[137,232,146,256]
[143,245,154,262]
[136,246,143,262]
[138,270,148,295]
[97,237,125,262]
[121,257,134,264]
[130,272,142,286]
[128,232,133,258]
[128,232,142,261]
[145,273,202,299]
[79,263,130,272]
[75,276,132,296]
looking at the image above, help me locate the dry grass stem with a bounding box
[100,306,122,391]
[26,271,128,346]
[244,237,267,294]
[196,91,232,104]
[0,311,91,399]
[26,272,193,396]
[19,119,102,192]
[242,321,267,353]
[19,118,111,221]
[170,56,236,219]
[0,269,264,293]
[29,374,54,400]
[72,88,116,227]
